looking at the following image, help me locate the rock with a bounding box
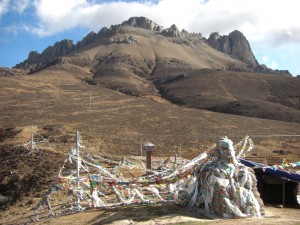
[75,31,98,50]
[121,16,162,31]
[15,39,74,69]
[42,39,74,62]
[207,30,258,66]
[227,64,292,76]
[0,67,26,76]
[162,24,181,37]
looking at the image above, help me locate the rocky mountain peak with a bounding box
[208,32,221,41]
[13,17,290,76]
[162,24,181,37]
[121,16,162,31]
[15,39,75,69]
[207,30,258,66]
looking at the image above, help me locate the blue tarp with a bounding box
[239,158,300,183]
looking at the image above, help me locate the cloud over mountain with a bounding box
[1,0,299,45]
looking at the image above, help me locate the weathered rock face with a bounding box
[15,39,74,68]
[75,31,98,50]
[228,64,292,76]
[42,39,74,62]
[121,16,162,31]
[207,30,258,66]
[0,67,26,76]
[162,24,181,37]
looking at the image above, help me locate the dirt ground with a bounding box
[0,202,299,225]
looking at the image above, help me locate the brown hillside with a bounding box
[0,65,299,155]
[84,25,244,97]
[157,69,300,123]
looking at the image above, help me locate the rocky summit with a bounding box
[15,17,290,76]
[207,30,258,66]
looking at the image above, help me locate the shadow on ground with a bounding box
[89,203,206,224]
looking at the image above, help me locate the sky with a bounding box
[0,0,300,76]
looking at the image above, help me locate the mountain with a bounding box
[15,17,291,76]
[11,16,300,123]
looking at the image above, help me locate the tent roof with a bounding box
[239,158,300,183]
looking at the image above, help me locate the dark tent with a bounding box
[239,158,300,206]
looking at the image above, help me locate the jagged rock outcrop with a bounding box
[15,39,74,69]
[228,64,292,76]
[207,30,258,66]
[121,16,162,31]
[162,24,181,37]
[41,39,74,62]
[105,36,138,45]
[0,67,26,76]
[75,31,98,50]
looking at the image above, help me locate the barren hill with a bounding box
[158,69,300,123]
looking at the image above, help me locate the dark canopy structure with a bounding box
[239,158,300,205]
[239,158,300,182]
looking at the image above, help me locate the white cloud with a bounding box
[0,0,9,17]
[3,0,299,46]
[2,22,32,36]
[11,0,30,14]
[30,0,161,36]
[19,0,298,48]
[0,0,31,16]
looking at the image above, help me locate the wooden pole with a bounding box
[76,131,80,209]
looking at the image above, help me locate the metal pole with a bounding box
[76,131,80,209]
[146,150,152,175]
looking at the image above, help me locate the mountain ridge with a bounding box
[13,16,290,76]
[8,16,300,123]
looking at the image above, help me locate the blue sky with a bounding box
[0,0,300,76]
